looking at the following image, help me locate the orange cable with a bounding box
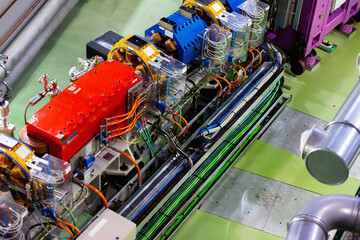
[56,219,81,235]
[210,76,222,97]
[109,111,143,138]
[245,48,255,70]
[250,47,262,70]
[119,150,142,183]
[232,64,246,86]
[231,68,239,84]
[109,95,143,120]
[213,74,231,97]
[58,223,74,240]
[86,183,108,209]
[168,118,183,137]
[170,112,189,137]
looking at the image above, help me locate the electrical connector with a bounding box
[155,101,168,113]
[83,155,95,170]
[200,58,211,69]
[41,208,56,219]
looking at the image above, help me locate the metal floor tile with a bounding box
[198,169,326,238]
[199,168,281,231]
[263,183,320,238]
[260,107,327,157]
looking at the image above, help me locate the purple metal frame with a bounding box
[268,0,360,58]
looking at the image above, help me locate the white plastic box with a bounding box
[218,12,251,63]
[238,0,269,48]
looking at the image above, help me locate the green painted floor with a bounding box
[284,22,360,122]
[5,1,360,239]
[172,210,283,240]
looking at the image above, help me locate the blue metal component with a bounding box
[83,155,94,170]
[200,58,211,68]
[223,0,246,12]
[145,11,207,64]
[154,101,168,113]
[41,208,56,219]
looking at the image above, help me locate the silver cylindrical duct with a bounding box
[286,194,360,240]
[0,0,78,98]
[302,58,360,185]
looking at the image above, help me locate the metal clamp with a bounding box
[288,214,329,238]
[325,120,360,135]
[0,55,9,75]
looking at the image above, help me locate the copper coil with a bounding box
[136,64,146,74]
[112,50,124,62]
[0,154,13,169]
[125,52,136,63]
[19,126,48,154]
[152,32,163,43]
[165,39,177,52]
[10,165,26,180]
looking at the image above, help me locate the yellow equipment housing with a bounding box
[107,35,160,82]
[182,0,226,26]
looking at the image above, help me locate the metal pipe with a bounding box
[302,56,360,185]
[0,0,47,53]
[286,194,360,240]
[0,0,78,99]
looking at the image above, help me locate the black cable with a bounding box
[152,120,193,168]
[26,222,58,240]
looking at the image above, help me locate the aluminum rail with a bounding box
[286,194,360,240]
[302,55,360,185]
[0,0,79,99]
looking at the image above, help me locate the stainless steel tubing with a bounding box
[286,194,360,240]
[302,57,360,185]
[0,0,79,98]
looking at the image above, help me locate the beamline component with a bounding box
[302,65,360,185]
[286,194,360,240]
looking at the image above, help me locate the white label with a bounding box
[212,2,222,12]
[15,145,31,159]
[143,46,155,57]
[159,26,164,30]
[164,29,174,38]
[74,88,81,94]
[88,218,108,237]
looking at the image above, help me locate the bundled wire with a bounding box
[169,112,189,137]
[167,118,183,137]
[56,219,80,236]
[231,64,246,87]
[213,74,231,97]
[151,121,193,168]
[107,94,146,140]
[108,109,144,140]
[136,120,155,157]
